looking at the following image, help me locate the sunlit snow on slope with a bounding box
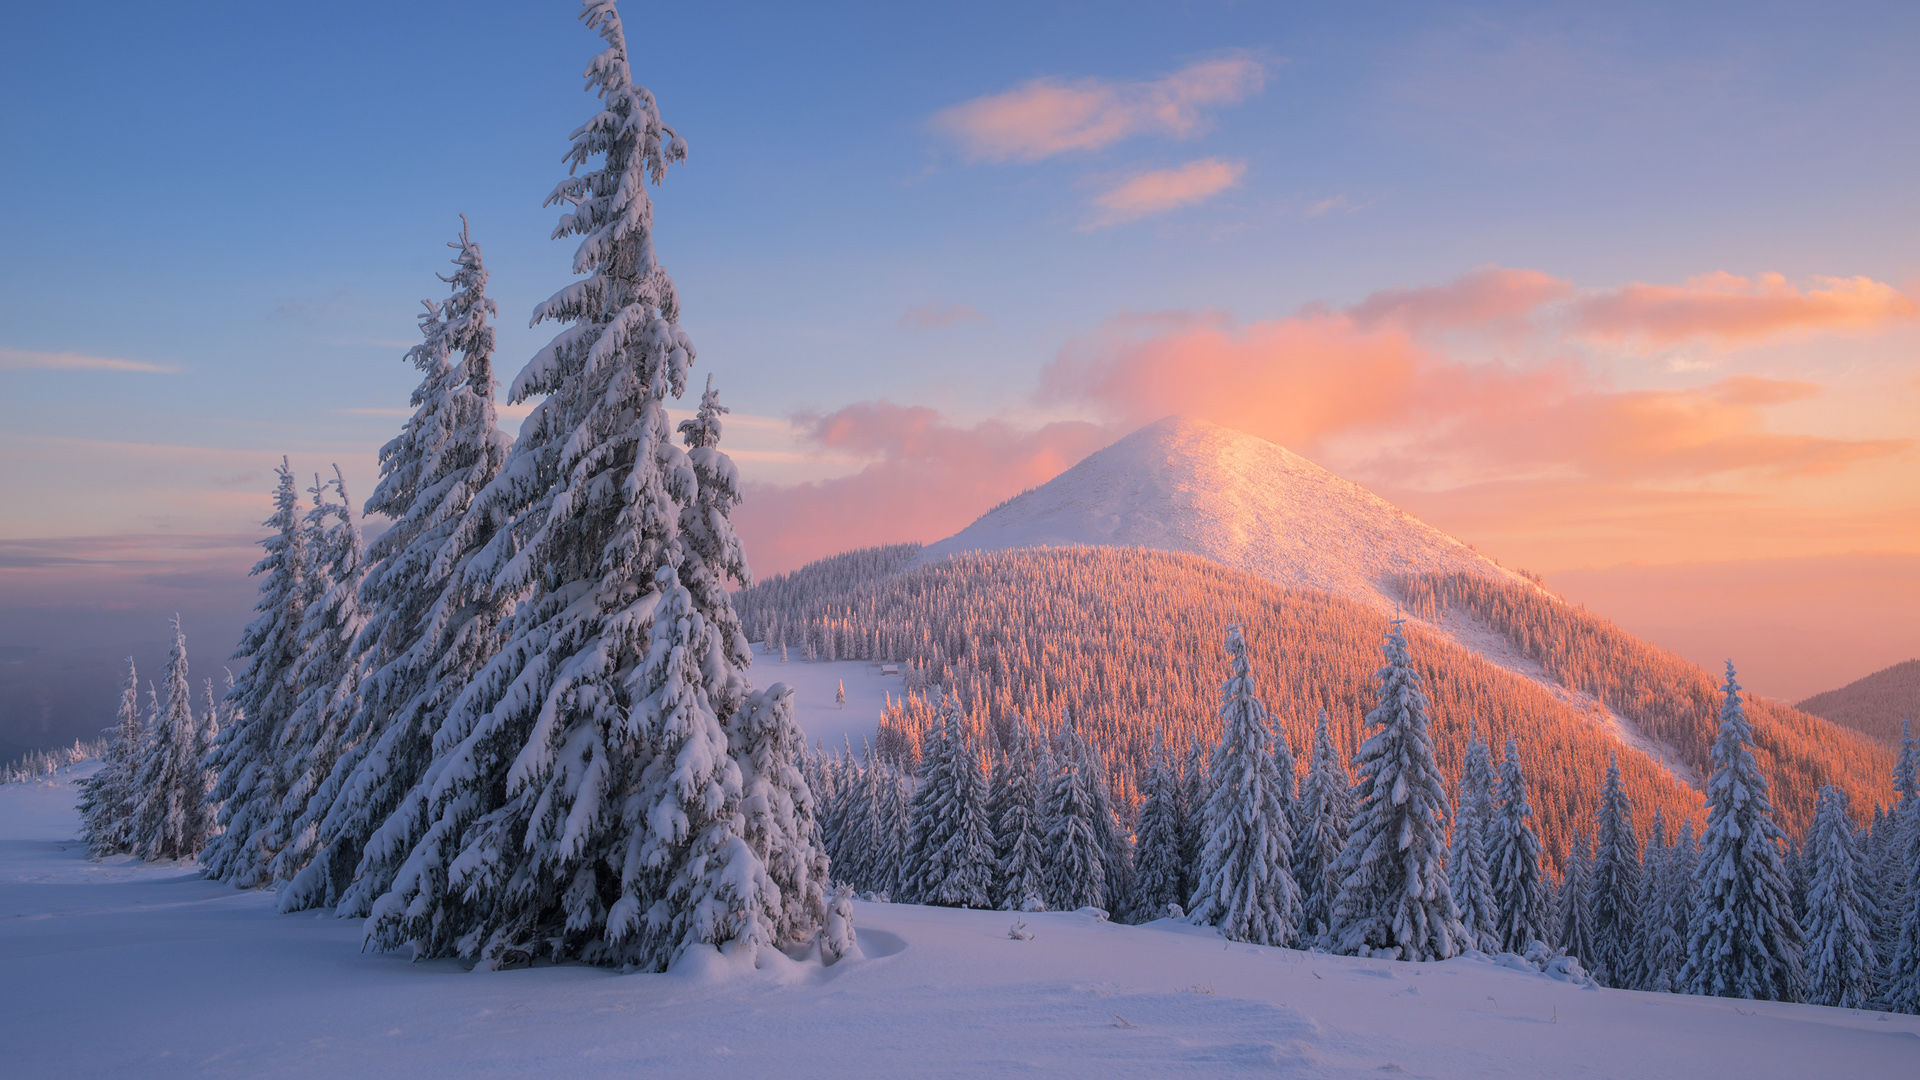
[3,768,1913,1079]
[922,414,1530,615]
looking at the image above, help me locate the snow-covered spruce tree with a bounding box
[1179,734,1211,906]
[727,682,844,958]
[290,221,513,917]
[1682,662,1804,1001]
[1084,734,1135,912]
[1128,730,1185,920]
[1586,753,1642,988]
[1556,833,1595,963]
[902,693,960,903]
[1802,785,1878,1008]
[1188,625,1300,946]
[271,467,371,894]
[1884,778,1920,1012]
[1330,620,1463,960]
[1663,819,1701,980]
[880,761,915,900]
[1448,729,1498,953]
[130,617,215,860]
[370,2,825,971]
[1490,738,1550,953]
[990,716,1049,912]
[839,744,886,895]
[203,459,309,885]
[1883,718,1920,985]
[1871,806,1906,966]
[79,658,144,856]
[902,696,994,907]
[1045,727,1108,911]
[1638,809,1678,991]
[1293,708,1353,946]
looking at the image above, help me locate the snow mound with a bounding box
[922,415,1529,614]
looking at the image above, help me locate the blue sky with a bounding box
[2,0,1917,711]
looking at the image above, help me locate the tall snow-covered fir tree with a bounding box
[1448,729,1498,953]
[79,658,144,856]
[1681,662,1803,1002]
[271,467,371,892]
[202,460,309,886]
[1490,738,1550,953]
[1330,620,1463,960]
[287,221,513,917]
[1884,747,1920,1013]
[1293,708,1353,946]
[990,715,1049,912]
[1801,785,1878,1009]
[1188,625,1300,947]
[368,1,826,971]
[1045,724,1108,912]
[1129,730,1185,921]
[1883,718,1920,1009]
[129,617,215,860]
[1638,809,1681,991]
[1586,753,1642,988]
[903,695,994,907]
[1179,734,1210,906]
[1556,831,1596,964]
[726,682,844,958]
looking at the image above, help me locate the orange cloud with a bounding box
[1039,304,1904,486]
[1573,271,1917,348]
[1086,158,1246,227]
[732,404,1109,576]
[738,265,1916,585]
[931,56,1266,163]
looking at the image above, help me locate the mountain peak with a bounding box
[922,416,1526,612]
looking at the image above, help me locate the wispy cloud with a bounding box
[898,302,988,330]
[932,55,1266,163]
[1573,272,1917,348]
[1086,158,1245,227]
[0,348,179,374]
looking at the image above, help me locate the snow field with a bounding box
[752,643,899,751]
[4,765,1914,1079]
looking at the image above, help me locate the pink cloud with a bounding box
[931,56,1266,163]
[1347,266,1574,333]
[0,348,178,374]
[736,265,1915,578]
[1086,158,1246,227]
[731,404,1110,576]
[1573,271,1917,348]
[898,302,987,330]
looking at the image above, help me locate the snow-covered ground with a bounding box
[747,643,900,752]
[4,766,1914,1078]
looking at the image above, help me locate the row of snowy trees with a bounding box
[79,0,843,974]
[811,619,1920,1010]
[78,620,224,861]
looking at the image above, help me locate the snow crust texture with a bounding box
[922,415,1529,614]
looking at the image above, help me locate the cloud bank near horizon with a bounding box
[733,264,1917,583]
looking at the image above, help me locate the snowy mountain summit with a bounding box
[923,415,1529,614]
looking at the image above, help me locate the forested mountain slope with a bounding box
[738,546,1893,866]
[1795,658,1920,747]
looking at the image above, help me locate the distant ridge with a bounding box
[1797,659,1920,747]
[921,414,1532,615]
